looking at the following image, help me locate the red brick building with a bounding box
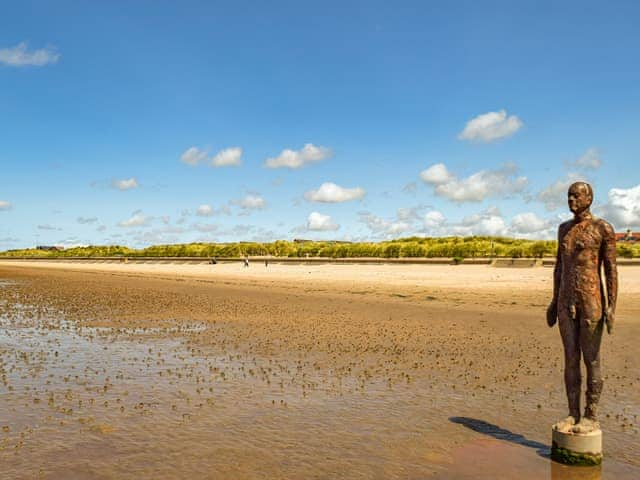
[615,230,640,244]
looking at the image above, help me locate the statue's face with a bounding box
[568,183,592,214]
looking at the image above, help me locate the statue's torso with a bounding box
[558,218,606,319]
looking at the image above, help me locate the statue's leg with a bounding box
[558,312,581,420]
[581,316,604,421]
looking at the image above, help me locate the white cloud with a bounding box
[454,207,509,237]
[236,195,266,210]
[0,201,12,211]
[304,182,366,203]
[536,172,585,211]
[420,162,527,203]
[265,143,332,169]
[458,109,523,143]
[597,184,640,229]
[212,147,242,167]
[424,210,446,228]
[359,212,414,237]
[511,212,551,234]
[196,204,214,217]
[573,147,601,170]
[307,212,340,231]
[420,163,454,184]
[77,216,98,224]
[180,147,208,166]
[112,177,139,191]
[118,214,150,228]
[0,42,60,67]
[397,207,419,221]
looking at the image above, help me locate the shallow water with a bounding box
[0,281,638,479]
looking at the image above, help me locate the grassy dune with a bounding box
[1,236,637,259]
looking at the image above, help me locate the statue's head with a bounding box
[568,182,593,214]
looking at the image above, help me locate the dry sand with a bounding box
[0,261,638,479]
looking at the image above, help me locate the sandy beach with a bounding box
[0,261,638,479]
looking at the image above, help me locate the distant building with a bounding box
[615,230,639,244]
[36,245,64,251]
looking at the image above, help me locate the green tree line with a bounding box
[1,236,638,259]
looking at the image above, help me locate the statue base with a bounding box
[551,424,602,466]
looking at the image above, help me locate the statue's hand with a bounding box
[546,302,558,328]
[604,306,615,334]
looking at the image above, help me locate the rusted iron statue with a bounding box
[547,182,618,434]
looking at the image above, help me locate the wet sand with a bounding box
[0,261,638,479]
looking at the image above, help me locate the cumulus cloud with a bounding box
[359,212,413,237]
[536,172,585,211]
[196,204,214,217]
[235,195,266,211]
[573,147,601,170]
[265,143,332,169]
[458,109,523,143]
[118,213,150,228]
[424,210,446,228]
[307,212,340,231]
[420,162,527,203]
[448,208,555,239]
[0,42,60,67]
[77,216,98,224]
[304,182,366,203]
[0,201,12,211]
[180,147,208,166]
[212,147,242,167]
[511,212,552,235]
[420,164,454,184]
[453,207,509,237]
[112,177,139,191]
[597,184,640,229]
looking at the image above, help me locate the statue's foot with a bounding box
[572,417,600,434]
[553,416,577,432]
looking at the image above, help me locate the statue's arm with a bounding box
[601,222,618,332]
[547,227,563,327]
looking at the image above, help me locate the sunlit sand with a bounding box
[0,262,638,479]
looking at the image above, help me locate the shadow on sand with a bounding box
[449,416,550,458]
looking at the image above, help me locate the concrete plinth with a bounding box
[551,425,602,466]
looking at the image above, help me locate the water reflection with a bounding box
[550,461,601,480]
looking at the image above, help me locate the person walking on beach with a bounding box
[547,181,618,434]
[243,256,249,268]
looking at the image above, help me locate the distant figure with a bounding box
[243,256,249,268]
[547,181,618,434]
[210,257,217,265]
[265,259,269,268]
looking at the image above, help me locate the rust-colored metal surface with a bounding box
[547,182,618,431]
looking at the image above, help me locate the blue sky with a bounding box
[1,0,639,249]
